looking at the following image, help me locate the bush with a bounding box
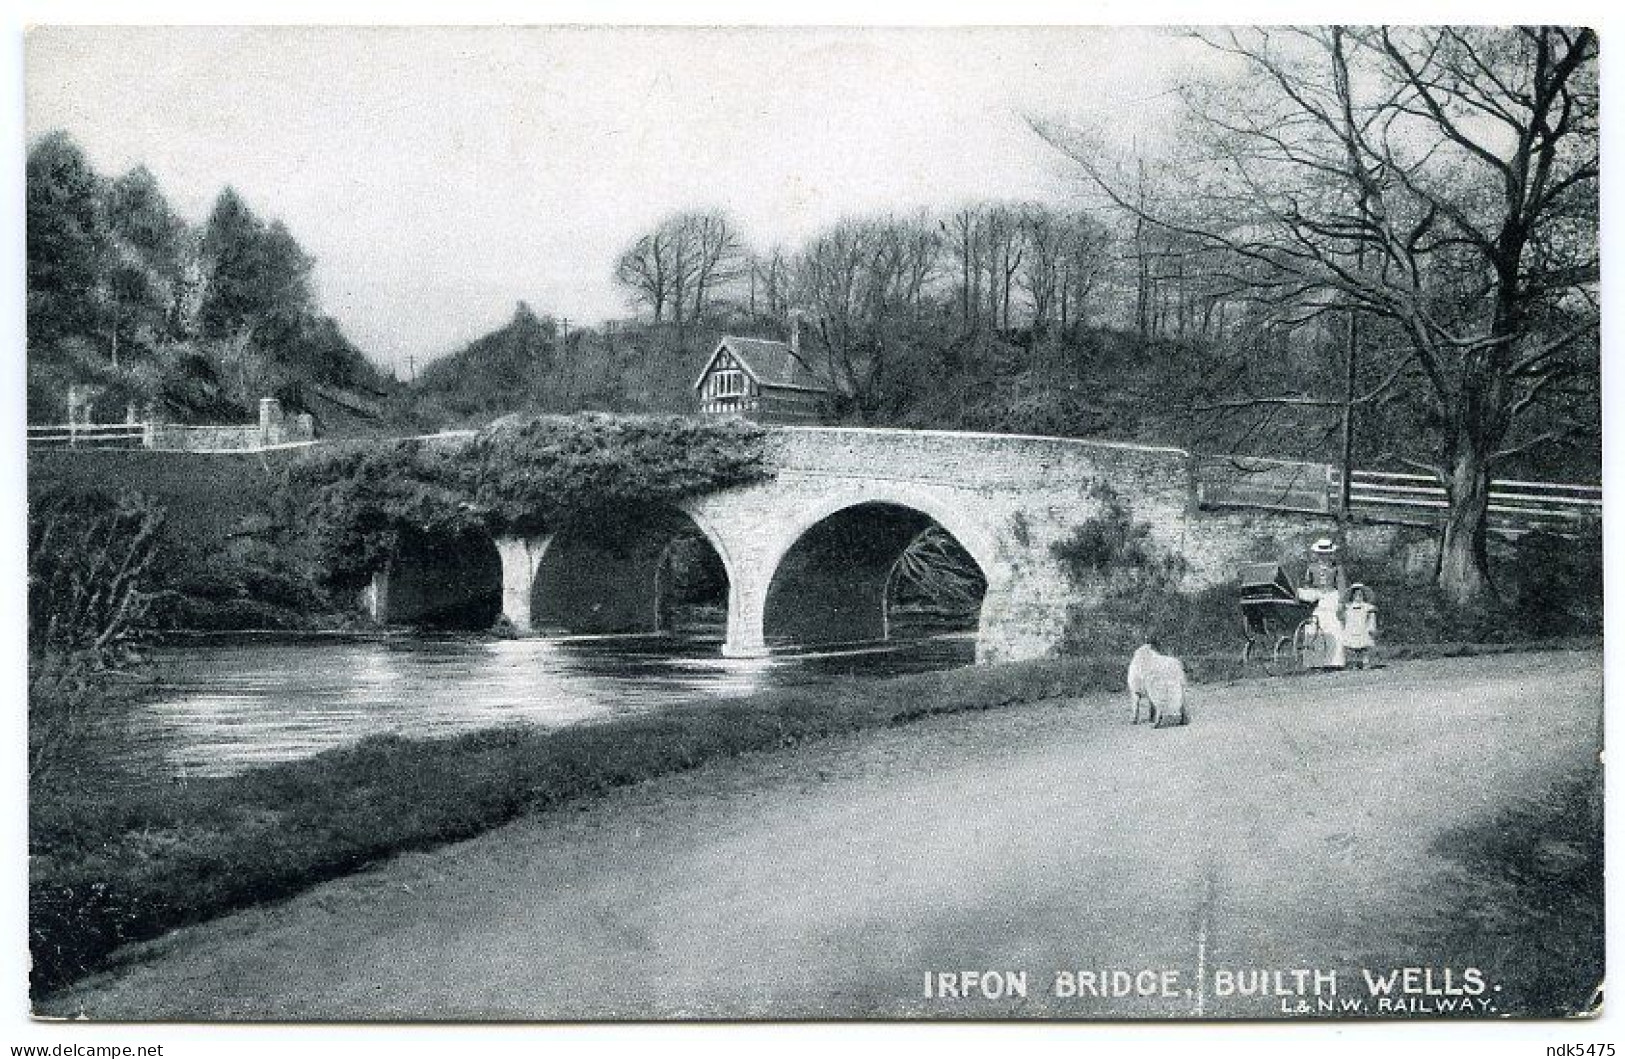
[28,489,169,785]
[28,490,166,660]
[1049,491,1606,659]
[470,412,771,535]
[1503,526,1603,637]
[283,413,772,590]
[1051,484,1191,654]
[154,533,339,626]
[283,440,482,589]
[1360,525,1604,646]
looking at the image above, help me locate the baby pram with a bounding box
[1237,562,1312,664]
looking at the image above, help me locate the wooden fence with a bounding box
[1341,468,1602,535]
[26,423,148,449]
[1196,455,1601,536]
[1194,455,1336,515]
[27,420,317,454]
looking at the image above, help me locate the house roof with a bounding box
[692,336,833,393]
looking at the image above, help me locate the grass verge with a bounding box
[1427,751,1604,1017]
[30,654,1120,999]
[30,637,1600,1002]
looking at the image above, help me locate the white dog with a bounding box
[1127,643,1189,728]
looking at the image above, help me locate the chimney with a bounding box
[788,309,803,357]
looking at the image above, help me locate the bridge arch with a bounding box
[508,503,737,638]
[758,484,1002,586]
[365,527,504,629]
[712,481,1011,657]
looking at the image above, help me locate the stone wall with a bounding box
[38,424,1472,659]
[1182,506,1443,588]
[146,423,265,452]
[144,398,316,452]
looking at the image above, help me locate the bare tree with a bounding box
[794,219,879,413]
[614,227,675,323]
[982,204,1026,332]
[615,209,745,327]
[683,210,744,323]
[1018,204,1064,333]
[1038,26,1598,606]
[792,215,928,418]
[890,211,943,322]
[1057,211,1111,335]
[942,205,985,329]
[748,246,792,322]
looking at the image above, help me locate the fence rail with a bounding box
[26,423,147,449]
[28,417,317,454]
[1194,456,1335,515]
[1198,455,1600,535]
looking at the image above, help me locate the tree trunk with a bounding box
[1438,444,1495,608]
[960,238,971,327]
[1436,265,1520,608]
[1435,327,1514,614]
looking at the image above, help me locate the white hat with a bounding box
[1311,538,1338,554]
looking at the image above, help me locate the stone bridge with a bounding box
[368,426,1406,663]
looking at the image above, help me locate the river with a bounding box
[120,632,977,778]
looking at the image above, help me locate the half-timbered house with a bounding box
[693,317,833,423]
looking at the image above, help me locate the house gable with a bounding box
[692,339,765,391]
[694,336,832,394]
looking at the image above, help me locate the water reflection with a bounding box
[127,633,975,778]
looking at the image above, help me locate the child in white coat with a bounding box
[1343,584,1379,669]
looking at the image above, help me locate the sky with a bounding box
[26,26,1221,374]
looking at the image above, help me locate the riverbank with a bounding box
[41,649,1602,1020]
[23,651,1098,996]
[29,634,1597,1000]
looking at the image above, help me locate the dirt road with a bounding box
[44,650,1602,1020]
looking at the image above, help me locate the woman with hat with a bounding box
[1300,538,1349,601]
[1297,538,1349,669]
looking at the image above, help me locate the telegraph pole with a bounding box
[1338,244,1365,523]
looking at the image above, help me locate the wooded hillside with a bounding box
[26,132,393,427]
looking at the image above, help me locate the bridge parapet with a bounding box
[772,426,1194,493]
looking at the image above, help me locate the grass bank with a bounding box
[30,636,1599,1001]
[30,653,1113,998]
[1429,750,1604,1017]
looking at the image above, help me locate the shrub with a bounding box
[283,440,482,590]
[28,489,168,784]
[470,412,771,535]
[1051,484,1190,653]
[1503,526,1603,637]
[282,413,772,589]
[1361,524,1604,646]
[1051,484,1187,593]
[28,490,165,660]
